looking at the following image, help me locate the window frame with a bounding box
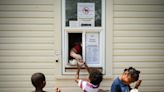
[62,0,106,74]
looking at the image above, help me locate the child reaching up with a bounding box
[75,62,103,92]
[31,72,60,92]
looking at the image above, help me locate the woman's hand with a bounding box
[74,54,82,61]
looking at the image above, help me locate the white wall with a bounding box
[113,0,164,92]
[0,0,60,92]
[0,0,164,92]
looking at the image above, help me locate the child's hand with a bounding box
[56,88,61,92]
[135,80,142,89]
[76,65,80,70]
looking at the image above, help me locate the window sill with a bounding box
[65,65,103,73]
[55,75,113,80]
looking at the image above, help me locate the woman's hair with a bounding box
[31,72,46,88]
[89,69,103,86]
[124,67,140,81]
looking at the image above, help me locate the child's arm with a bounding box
[75,64,81,83]
[83,62,90,74]
[134,80,142,89]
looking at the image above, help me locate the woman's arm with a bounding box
[70,48,82,61]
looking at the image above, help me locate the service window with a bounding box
[62,0,105,74]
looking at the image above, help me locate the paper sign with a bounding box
[85,33,99,64]
[78,3,95,27]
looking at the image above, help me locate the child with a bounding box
[111,67,142,92]
[31,72,60,92]
[75,62,103,92]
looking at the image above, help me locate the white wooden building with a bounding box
[0,0,164,92]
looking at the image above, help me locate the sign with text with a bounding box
[78,3,95,27]
[85,33,99,64]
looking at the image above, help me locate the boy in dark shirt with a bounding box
[31,72,60,92]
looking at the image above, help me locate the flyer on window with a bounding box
[85,33,99,64]
[77,3,95,27]
[77,3,95,19]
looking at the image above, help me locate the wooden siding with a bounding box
[113,0,164,92]
[0,0,164,92]
[0,0,59,92]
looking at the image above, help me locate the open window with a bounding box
[68,33,82,66]
[62,0,105,74]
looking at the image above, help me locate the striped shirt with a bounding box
[78,79,99,92]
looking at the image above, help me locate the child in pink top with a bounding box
[75,62,103,92]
